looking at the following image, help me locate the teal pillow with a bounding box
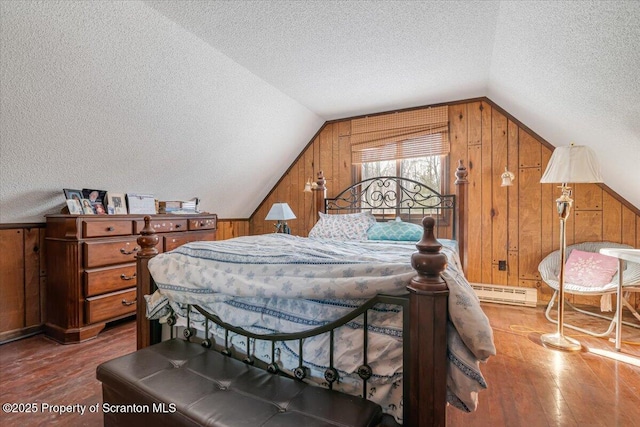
[367,219,423,242]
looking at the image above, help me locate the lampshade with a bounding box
[303,177,318,193]
[500,167,515,187]
[265,203,296,220]
[540,144,603,184]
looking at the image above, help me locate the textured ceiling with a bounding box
[1,1,638,223]
[145,0,499,119]
[145,0,640,208]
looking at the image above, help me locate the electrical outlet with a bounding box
[498,260,507,271]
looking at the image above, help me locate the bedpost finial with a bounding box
[315,170,326,190]
[455,159,468,184]
[410,216,447,289]
[137,215,159,256]
[417,217,441,253]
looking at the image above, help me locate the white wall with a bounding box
[0,0,323,223]
[488,1,640,208]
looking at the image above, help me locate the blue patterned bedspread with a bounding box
[146,234,495,423]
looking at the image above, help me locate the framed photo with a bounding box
[93,202,107,215]
[63,188,83,203]
[106,192,127,215]
[66,199,82,215]
[80,199,95,214]
[82,189,107,211]
[126,193,156,214]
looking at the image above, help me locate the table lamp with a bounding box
[539,143,603,351]
[265,202,296,234]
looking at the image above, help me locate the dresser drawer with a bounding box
[83,220,133,238]
[134,219,188,234]
[85,264,136,297]
[85,288,136,324]
[45,212,218,344]
[84,238,140,268]
[164,230,216,252]
[188,217,217,230]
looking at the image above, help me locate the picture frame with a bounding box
[93,202,107,215]
[63,188,83,203]
[106,192,127,215]
[66,199,83,215]
[80,199,95,214]
[126,193,156,214]
[82,189,107,211]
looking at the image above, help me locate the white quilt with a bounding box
[146,234,496,423]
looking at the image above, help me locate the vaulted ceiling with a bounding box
[1,1,638,223]
[145,0,640,208]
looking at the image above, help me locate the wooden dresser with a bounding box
[45,213,217,343]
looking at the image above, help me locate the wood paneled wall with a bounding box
[216,219,250,241]
[250,120,353,236]
[249,98,639,308]
[0,224,47,343]
[449,100,639,308]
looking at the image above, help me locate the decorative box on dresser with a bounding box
[45,213,217,344]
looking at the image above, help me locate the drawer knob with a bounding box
[121,299,136,307]
[120,273,137,281]
[120,246,140,255]
[175,224,182,229]
[107,226,115,231]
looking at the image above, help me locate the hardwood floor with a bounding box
[0,304,638,426]
[0,319,136,426]
[447,304,640,427]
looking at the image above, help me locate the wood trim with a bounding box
[324,97,487,125]
[0,324,43,345]
[0,223,45,230]
[597,183,640,217]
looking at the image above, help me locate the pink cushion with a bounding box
[564,249,618,287]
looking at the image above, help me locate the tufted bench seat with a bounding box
[97,339,384,427]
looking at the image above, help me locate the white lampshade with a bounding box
[265,203,296,221]
[500,167,515,187]
[540,144,603,184]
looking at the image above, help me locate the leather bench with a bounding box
[97,339,384,426]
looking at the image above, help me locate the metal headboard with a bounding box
[324,176,456,240]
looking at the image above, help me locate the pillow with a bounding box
[308,211,376,241]
[367,218,424,242]
[563,249,618,287]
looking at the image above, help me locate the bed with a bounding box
[133,160,495,426]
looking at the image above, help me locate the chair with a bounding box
[538,241,640,337]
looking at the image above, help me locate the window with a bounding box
[349,107,450,219]
[358,155,448,219]
[350,106,449,193]
[360,155,444,193]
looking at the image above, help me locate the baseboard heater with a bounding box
[470,283,537,308]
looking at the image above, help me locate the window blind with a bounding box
[350,107,449,164]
